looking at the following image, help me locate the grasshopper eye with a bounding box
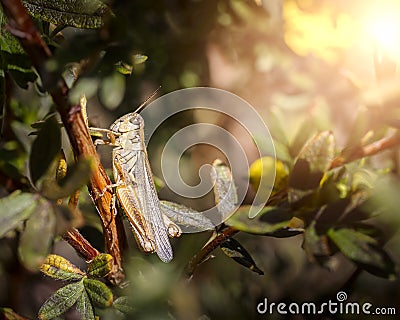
[129,114,144,126]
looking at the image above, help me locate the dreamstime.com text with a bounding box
[257,292,396,316]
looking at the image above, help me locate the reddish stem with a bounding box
[0,0,125,284]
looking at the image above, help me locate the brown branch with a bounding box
[62,228,100,261]
[184,227,239,278]
[330,131,400,169]
[0,0,125,285]
[184,188,290,277]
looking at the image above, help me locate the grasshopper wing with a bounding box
[133,149,174,263]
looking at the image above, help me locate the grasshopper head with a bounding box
[110,113,144,133]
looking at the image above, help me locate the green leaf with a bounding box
[0,11,37,88]
[153,175,165,192]
[343,106,370,148]
[351,168,378,192]
[8,67,37,89]
[76,288,95,320]
[115,61,133,75]
[29,115,61,185]
[83,278,113,307]
[41,158,93,200]
[289,131,335,203]
[115,54,148,75]
[316,169,346,205]
[113,296,134,314]
[289,117,317,159]
[220,238,264,275]
[289,131,335,189]
[0,191,37,237]
[132,54,148,65]
[41,254,85,281]
[303,221,331,259]
[225,205,300,236]
[266,107,289,147]
[0,27,24,56]
[11,121,34,152]
[0,307,30,320]
[38,280,85,320]
[0,70,5,135]
[22,0,110,29]
[317,195,371,226]
[18,197,56,271]
[99,72,126,110]
[87,253,113,278]
[328,228,396,279]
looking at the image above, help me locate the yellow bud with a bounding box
[249,157,289,194]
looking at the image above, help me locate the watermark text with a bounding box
[257,292,396,316]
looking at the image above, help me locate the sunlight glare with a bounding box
[365,10,400,60]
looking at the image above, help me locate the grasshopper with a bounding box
[91,109,238,262]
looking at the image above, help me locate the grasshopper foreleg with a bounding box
[94,182,121,200]
[90,127,121,146]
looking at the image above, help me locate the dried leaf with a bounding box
[220,238,264,275]
[38,280,85,320]
[41,254,85,281]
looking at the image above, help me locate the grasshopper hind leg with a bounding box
[163,214,182,238]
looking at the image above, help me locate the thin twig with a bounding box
[184,188,289,277]
[184,227,239,278]
[62,228,100,261]
[330,131,400,169]
[0,0,125,284]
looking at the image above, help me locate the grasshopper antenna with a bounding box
[134,86,161,114]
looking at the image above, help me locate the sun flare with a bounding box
[364,7,400,60]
